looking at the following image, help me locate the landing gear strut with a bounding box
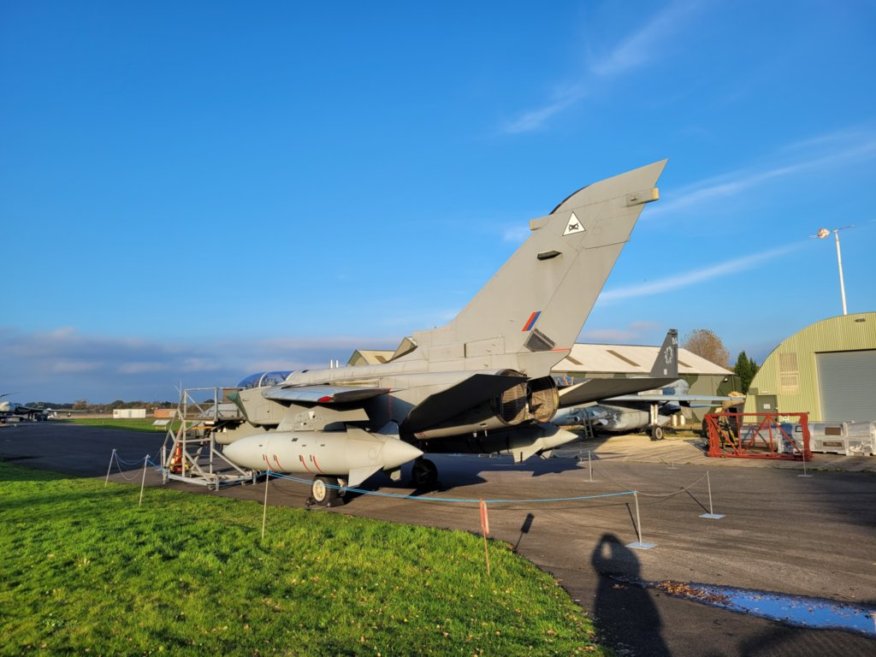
[309,475,343,507]
[411,458,438,487]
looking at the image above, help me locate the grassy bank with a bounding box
[0,462,604,656]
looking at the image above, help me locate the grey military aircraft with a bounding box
[221,160,667,504]
[554,380,739,440]
[552,330,738,439]
[0,394,55,423]
[555,328,680,408]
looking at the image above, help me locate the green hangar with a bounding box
[744,312,876,421]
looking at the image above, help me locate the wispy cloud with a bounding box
[502,1,706,134]
[502,86,586,135]
[600,243,803,302]
[589,1,704,78]
[580,320,661,343]
[650,126,876,218]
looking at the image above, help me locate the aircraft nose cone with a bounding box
[222,436,261,469]
[381,438,423,470]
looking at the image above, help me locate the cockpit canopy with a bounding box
[237,371,293,389]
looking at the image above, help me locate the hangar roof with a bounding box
[555,343,732,375]
[347,349,394,366]
[348,344,732,375]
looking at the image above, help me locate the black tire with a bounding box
[311,476,341,506]
[651,426,664,441]
[411,458,438,487]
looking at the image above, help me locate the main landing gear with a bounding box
[308,475,343,507]
[308,457,439,507]
[411,457,438,487]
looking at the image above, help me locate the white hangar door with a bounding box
[816,349,876,421]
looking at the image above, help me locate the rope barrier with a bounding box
[105,451,160,482]
[595,467,710,500]
[109,452,140,481]
[107,447,711,510]
[266,471,637,506]
[114,454,145,467]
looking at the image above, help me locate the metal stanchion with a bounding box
[699,472,725,519]
[104,449,117,487]
[798,448,812,478]
[261,472,270,541]
[160,444,167,484]
[138,455,149,507]
[588,450,593,482]
[626,491,655,550]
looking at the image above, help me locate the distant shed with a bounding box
[744,312,876,421]
[113,408,147,419]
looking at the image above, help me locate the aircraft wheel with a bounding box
[310,476,341,506]
[411,458,438,487]
[651,426,664,441]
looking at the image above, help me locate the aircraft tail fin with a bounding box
[408,160,667,377]
[649,329,679,379]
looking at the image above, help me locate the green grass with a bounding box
[65,418,177,432]
[0,462,605,656]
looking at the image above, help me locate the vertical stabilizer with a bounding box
[649,329,679,379]
[410,160,667,377]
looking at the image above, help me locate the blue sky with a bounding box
[2,0,875,402]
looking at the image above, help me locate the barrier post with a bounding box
[799,448,812,478]
[699,472,725,519]
[261,472,270,541]
[588,450,593,482]
[626,491,655,550]
[104,448,117,487]
[138,455,149,507]
[479,500,491,576]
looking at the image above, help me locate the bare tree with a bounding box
[683,329,730,368]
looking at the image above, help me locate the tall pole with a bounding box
[833,229,848,316]
[817,226,851,316]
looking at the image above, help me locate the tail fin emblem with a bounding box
[563,212,585,236]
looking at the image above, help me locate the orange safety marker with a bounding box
[479,500,491,576]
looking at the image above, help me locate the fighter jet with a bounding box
[221,160,666,504]
[552,330,739,439]
[0,394,55,423]
[554,379,740,440]
[554,329,681,410]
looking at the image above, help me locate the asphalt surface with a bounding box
[2,422,875,657]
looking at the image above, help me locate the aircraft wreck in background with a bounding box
[0,394,56,423]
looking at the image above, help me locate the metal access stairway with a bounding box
[160,387,256,489]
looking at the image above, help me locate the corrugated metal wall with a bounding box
[745,313,876,420]
[817,350,876,421]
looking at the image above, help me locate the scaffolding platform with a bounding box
[705,411,812,460]
[160,387,256,489]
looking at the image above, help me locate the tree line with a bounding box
[682,328,760,393]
